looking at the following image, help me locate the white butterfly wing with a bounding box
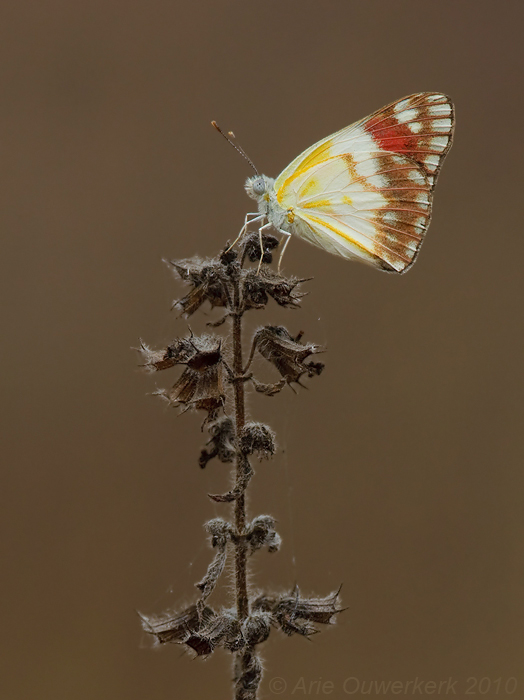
[274,93,454,272]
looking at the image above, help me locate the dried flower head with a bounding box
[151,334,225,420]
[241,611,272,646]
[241,267,306,311]
[139,603,216,650]
[136,337,195,372]
[199,416,236,468]
[198,609,243,653]
[254,326,324,385]
[196,518,234,600]
[253,586,343,638]
[168,257,232,316]
[241,231,279,264]
[239,422,276,460]
[241,270,270,311]
[246,515,281,554]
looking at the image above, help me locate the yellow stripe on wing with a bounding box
[300,212,372,256]
[298,209,412,271]
[276,139,334,205]
[301,199,333,210]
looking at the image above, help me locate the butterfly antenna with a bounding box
[212,121,259,175]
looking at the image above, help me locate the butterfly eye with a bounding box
[252,178,266,196]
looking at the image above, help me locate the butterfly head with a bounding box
[245,174,275,210]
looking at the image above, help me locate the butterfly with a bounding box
[217,93,454,273]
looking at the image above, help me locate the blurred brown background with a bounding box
[2,1,523,698]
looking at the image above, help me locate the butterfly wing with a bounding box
[274,93,454,272]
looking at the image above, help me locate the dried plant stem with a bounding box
[232,311,248,619]
[232,306,256,698]
[138,237,341,700]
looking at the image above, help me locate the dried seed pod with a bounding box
[251,377,287,396]
[239,422,276,460]
[196,519,234,600]
[254,326,324,385]
[136,337,195,372]
[246,515,281,554]
[260,268,308,308]
[241,231,279,264]
[241,611,272,646]
[199,416,236,468]
[254,586,342,637]
[139,603,216,650]
[154,335,225,420]
[241,267,306,311]
[242,269,270,310]
[198,609,243,653]
[168,257,232,316]
[219,246,238,265]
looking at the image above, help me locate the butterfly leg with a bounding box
[276,229,292,274]
[256,222,274,274]
[225,213,265,253]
